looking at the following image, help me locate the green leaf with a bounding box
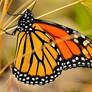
[74,3,92,31]
[87,34,92,39]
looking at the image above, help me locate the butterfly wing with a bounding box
[12,28,62,85]
[34,19,92,70]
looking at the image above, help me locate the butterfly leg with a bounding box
[10,28,17,35]
[1,28,17,36]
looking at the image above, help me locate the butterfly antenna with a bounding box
[31,0,37,12]
[7,12,24,16]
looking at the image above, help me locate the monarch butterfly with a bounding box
[3,9,92,85]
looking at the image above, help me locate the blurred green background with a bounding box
[0,0,92,92]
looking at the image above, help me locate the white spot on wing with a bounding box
[57,49,60,55]
[19,74,23,77]
[45,33,51,39]
[41,78,45,81]
[14,68,17,72]
[81,57,85,61]
[59,57,62,61]
[32,78,35,81]
[26,81,29,84]
[51,43,55,47]
[72,59,76,62]
[67,61,70,64]
[76,57,79,60]
[81,35,85,39]
[23,78,26,81]
[67,30,69,33]
[24,74,27,77]
[26,77,30,80]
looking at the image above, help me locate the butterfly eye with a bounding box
[17,26,23,31]
[18,28,21,31]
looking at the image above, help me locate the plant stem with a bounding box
[36,0,83,19]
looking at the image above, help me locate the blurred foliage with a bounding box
[74,4,92,30]
[84,0,92,13]
[86,34,92,39]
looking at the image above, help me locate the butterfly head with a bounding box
[18,9,34,32]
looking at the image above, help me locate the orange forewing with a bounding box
[36,23,81,59]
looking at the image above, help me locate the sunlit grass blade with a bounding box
[4,0,34,26]
[4,0,38,30]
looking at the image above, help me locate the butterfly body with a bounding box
[12,9,92,85]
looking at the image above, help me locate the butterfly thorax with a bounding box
[18,9,34,33]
